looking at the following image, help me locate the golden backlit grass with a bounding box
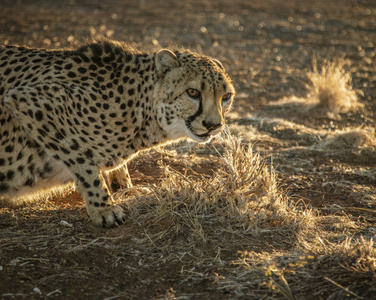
[121,135,316,243]
[2,133,375,298]
[236,235,376,299]
[307,58,361,113]
[319,127,376,152]
[110,134,375,298]
[265,57,363,120]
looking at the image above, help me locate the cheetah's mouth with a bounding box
[186,124,214,142]
[195,132,210,139]
[192,131,212,143]
[185,117,219,142]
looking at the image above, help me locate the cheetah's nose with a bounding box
[202,120,223,131]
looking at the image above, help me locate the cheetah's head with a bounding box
[153,49,235,143]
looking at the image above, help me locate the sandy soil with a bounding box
[0,0,375,299]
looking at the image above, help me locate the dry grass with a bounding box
[262,58,363,121]
[114,134,376,299]
[236,235,376,299]
[306,58,361,113]
[1,1,375,298]
[122,135,316,243]
[1,134,375,299]
[318,127,376,152]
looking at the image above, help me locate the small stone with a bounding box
[60,220,73,228]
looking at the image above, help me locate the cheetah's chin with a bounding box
[186,129,213,143]
[192,135,212,143]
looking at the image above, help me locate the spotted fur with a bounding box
[0,39,235,227]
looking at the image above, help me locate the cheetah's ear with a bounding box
[213,59,225,71]
[155,49,180,77]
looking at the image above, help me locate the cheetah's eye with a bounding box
[222,93,232,102]
[186,89,201,100]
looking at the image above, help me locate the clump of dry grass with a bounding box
[3,134,375,299]
[307,58,361,113]
[235,235,376,299]
[297,235,376,298]
[117,134,376,299]
[319,127,375,152]
[122,134,316,252]
[265,58,363,120]
[300,235,376,273]
[261,57,363,121]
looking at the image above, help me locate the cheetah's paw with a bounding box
[88,205,125,227]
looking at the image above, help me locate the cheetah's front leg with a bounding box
[103,163,133,193]
[3,83,125,227]
[71,163,125,227]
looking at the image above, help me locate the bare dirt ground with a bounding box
[0,0,375,299]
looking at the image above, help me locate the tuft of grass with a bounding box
[118,134,376,299]
[124,134,315,246]
[2,134,375,299]
[235,235,376,299]
[260,57,363,121]
[319,127,376,152]
[307,58,361,113]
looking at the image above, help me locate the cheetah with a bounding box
[0,39,235,227]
